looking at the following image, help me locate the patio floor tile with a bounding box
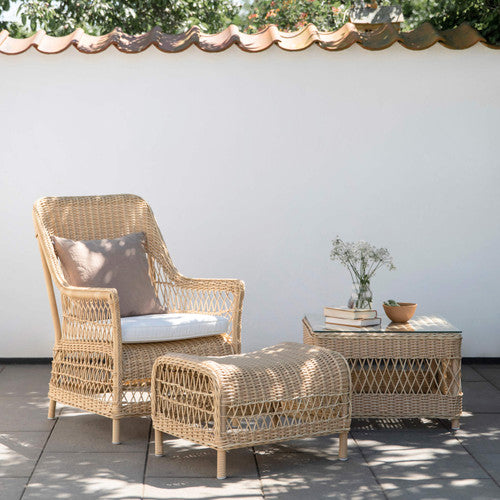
[22,452,145,499]
[256,449,384,499]
[365,448,489,480]
[1,363,499,498]
[0,477,28,500]
[472,366,500,390]
[0,431,49,477]
[380,478,500,499]
[461,365,486,382]
[46,410,150,453]
[255,433,359,457]
[260,475,385,500]
[255,446,365,475]
[146,436,257,478]
[462,381,500,413]
[0,365,51,398]
[0,397,60,432]
[351,418,444,432]
[143,477,263,499]
[454,413,500,454]
[473,454,500,483]
[352,427,460,453]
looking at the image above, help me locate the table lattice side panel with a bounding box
[349,357,461,396]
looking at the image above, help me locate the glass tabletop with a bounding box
[305,313,461,334]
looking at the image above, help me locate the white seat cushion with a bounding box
[120,313,230,344]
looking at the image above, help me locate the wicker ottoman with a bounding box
[151,342,351,479]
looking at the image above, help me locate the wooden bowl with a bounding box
[383,302,417,323]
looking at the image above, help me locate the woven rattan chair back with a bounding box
[33,194,178,309]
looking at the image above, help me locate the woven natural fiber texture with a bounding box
[33,194,244,439]
[151,342,351,478]
[302,318,462,423]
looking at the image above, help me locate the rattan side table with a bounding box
[151,342,351,479]
[303,314,462,430]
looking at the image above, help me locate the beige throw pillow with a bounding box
[52,232,166,317]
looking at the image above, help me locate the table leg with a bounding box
[154,429,164,456]
[217,450,226,479]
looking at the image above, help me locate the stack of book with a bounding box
[324,306,381,328]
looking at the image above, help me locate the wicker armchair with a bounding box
[33,194,244,443]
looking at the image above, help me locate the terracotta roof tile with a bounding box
[0,22,497,55]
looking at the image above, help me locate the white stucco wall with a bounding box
[1,43,499,357]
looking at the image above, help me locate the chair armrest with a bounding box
[175,276,244,294]
[58,285,122,345]
[62,285,118,300]
[169,276,245,353]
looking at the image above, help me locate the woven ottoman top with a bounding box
[153,341,350,406]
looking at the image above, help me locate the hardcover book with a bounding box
[324,306,377,320]
[324,316,382,328]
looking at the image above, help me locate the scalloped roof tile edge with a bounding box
[0,22,498,55]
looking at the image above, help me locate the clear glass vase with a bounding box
[348,280,373,310]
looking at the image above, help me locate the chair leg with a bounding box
[451,418,460,431]
[338,431,348,461]
[154,429,164,456]
[112,419,121,444]
[217,450,226,479]
[48,399,56,420]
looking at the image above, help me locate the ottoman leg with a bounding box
[338,431,348,461]
[217,450,226,480]
[48,399,56,420]
[112,419,121,445]
[451,418,460,431]
[155,429,164,456]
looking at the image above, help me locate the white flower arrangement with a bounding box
[330,237,395,309]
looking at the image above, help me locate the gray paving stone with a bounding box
[257,433,359,457]
[23,452,144,499]
[46,409,150,453]
[366,448,489,480]
[0,366,51,398]
[0,432,49,477]
[0,397,59,432]
[380,478,500,499]
[143,477,263,499]
[256,449,384,499]
[2,365,500,498]
[352,428,460,453]
[0,477,28,500]
[461,365,486,382]
[147,435,257,478]
[462,381,500,413]
[472,367,500,390]
[255,446,365,475]
[454,413,500,454]
[351,418,444,432]
[261,475,385,500]
[474,454,500,484]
